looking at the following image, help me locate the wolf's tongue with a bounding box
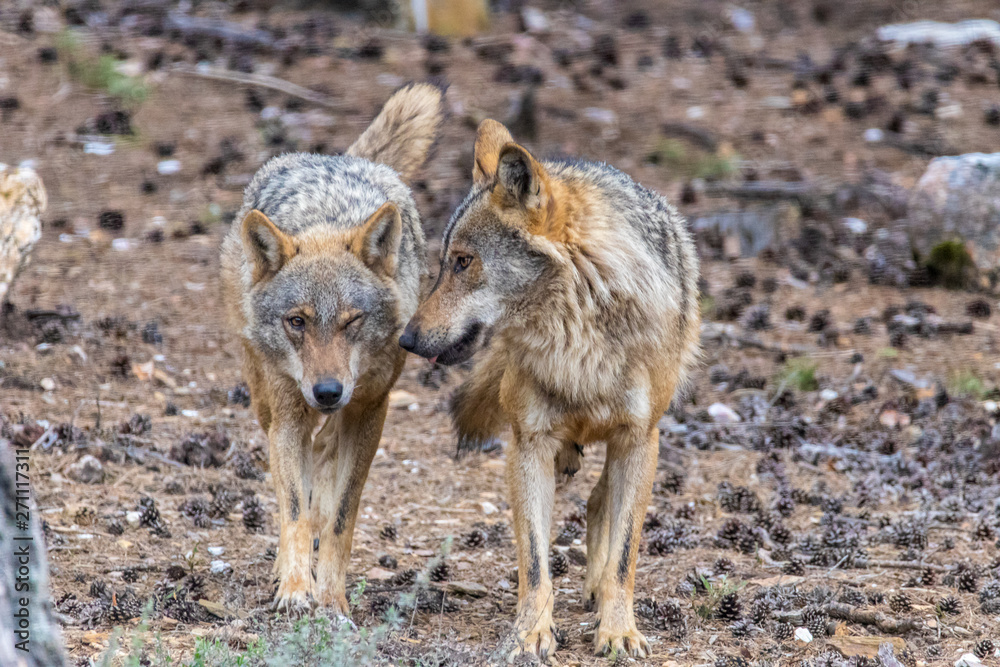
[429,356,438,364]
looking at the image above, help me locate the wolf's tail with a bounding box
[346,82,445,182]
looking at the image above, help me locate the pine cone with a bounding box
[138,497,160,527]
[803,606,828,637]
[462,528,488,549]
[729,618,755,638]
[750,599,773,624]
[554,521,582,546]
[232,451,263,481]
[390,569,417,587]
[429,560,450,582]
[380,523,398,541]
[716,592,742,621]
[937,596,960,615]
[773,621,793,641]
[369,593,394,619]
[242,495,267,533]
[74,507,96,526]
[889,592,912,613]
[974,639,994,660]
[838,588,867,606]
[209,486,237,519]
[550,551,569,578]
[957,568,979,594]
[919,567,936,586]
[773,494,795,517]
[165,565,187,581]
[770,523,792,545]
[661,467,685,494]
[714,558,735,575]
[89,579,110,601]
[106,518,125,535]
[378,554,398,569]
[783,559,805,576]
[634,597,658,620]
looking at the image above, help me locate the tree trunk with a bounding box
[0,437,67,667]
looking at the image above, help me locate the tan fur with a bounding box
[221,86,440,615]
[346,83,444,183]
[405,119,701,660]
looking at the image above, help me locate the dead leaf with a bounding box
[366,566,397,581]
[750,574,804,587]
[132,360,154,382]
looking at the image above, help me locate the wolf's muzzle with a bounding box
[313,379,344,409]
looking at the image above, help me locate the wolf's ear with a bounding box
[473,119,514,186]
[356,202,402,278]
[242,210,297,284]
[496,143,547,211]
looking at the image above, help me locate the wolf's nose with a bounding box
[398,328,417,352]
[313,380,344,408]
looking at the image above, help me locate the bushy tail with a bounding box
[346,83,445,182]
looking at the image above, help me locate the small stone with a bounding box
[708,403,741,424]
[520,7,549,33]
[444,581,488,598]
[794,627,813,643]
[125,511,142,527]
[210,560,232,574]
[40,377,55,391]
[67,455,104,484]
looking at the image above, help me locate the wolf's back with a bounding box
[346,83,445,182]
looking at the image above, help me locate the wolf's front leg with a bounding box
[502,426,560,662]
[314,397,388,615]
[269,398,319,615]
[591,427,659,658]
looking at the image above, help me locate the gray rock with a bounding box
[67,455,104,484]
[909,153,1000,269]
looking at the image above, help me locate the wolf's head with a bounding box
[400,119,563,366]
[241,204,403,412]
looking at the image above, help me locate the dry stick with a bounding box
[171,63,343,110]
[868,560,951,572]
[774,603,922,634]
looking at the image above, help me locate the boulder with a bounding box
[908,153,1000,270]
[0,164,47,310]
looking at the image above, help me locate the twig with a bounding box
[660,122,718,152]
[703,180,823,206]
[171,63,343,110]
[868,560,950,572]
[165,11,278,51]
[775,603,922,634]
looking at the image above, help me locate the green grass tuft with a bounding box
[779,359,819,392]
[924,239,977,290]
[646,138,739,181]
[57,31,149,105]
[948,370,987,399]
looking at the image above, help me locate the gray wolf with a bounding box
[220,83,443,615]
[399,119,700,659]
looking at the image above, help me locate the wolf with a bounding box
[220,83,443,615]
[399,119,701,659]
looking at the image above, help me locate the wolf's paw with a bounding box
[503,616,558,663]
[315,587,350,616]
[272,585,317,616]
[593,623,650,658]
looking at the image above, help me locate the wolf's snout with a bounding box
[398,327,418,352]
[313,379,344,408]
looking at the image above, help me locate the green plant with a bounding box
[57,31,149,105]
[693,575,746,619]
[778,359,819,392]
[647,138,739,181]
[924,239,977,290]
[948,370,987,399]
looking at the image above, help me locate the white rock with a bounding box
[708,403,741,424]
[863,128,884,142]
[83,142,114,156]
[480,501,499,516]
[207,546,225,556]
[794,627,813,643]
[0,164,46,309]
[126,511,142,527]
[520,7,549,33]
[583,107,617,125]
[40,377,55,391]
[210,560,232,574]
[67,455,104,484]
[843,217,868,234]
[955,654,985,667]
[157,159,181,175]
[762,96,792,109]
[820,389,839,401]
[686,106,705,119]
[877,20,1000,49]
[729,7,755,33]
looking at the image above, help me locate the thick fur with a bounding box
[220,84,442,615]
[401,119,700,660]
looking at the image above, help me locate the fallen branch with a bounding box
[165,11,278,51]
[775,603,922,635]
[661,122,718,152]
[868,560,950,572]
[703,180,822,207]
[171,63,343,110]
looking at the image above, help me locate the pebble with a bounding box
[685,106,705,119]
[583,107,617,125]
[520,7,549,34]
[67,455,104,484]
[729,7,755,33]
[708,403,741,424]
[125,511,142,527]
[210,560,232,574]
[863,128,884,142]
[843,217,868,234]
[207,546,225,556]
[83,142,114,156]
[40,377,55,391]
[157,159,181,175]
[820,389,839,401]
[795,627,813,643]
[955,655,985,667]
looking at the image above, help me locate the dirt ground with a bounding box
[2,0,1000,665]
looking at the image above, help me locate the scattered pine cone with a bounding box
[750,599,773,624]
[714,558,735,575]
[378,554,398,569]
[774,621,793,641]
[715,592,742,621]
[974,639,994,660]
[661,467,685,494]
[231,451,264,481]
[380,523,398,541]
[803,606,829,637]
[138,497,160,527]
[554,521,582,546]
[729,618,755,638]
[390,569,417,587]
[429,560,450,582]
[783,559,805,576]
[958,568,979,594]
[462,527,488,549]
[106,518,125,535]
[919,567,936,586]
[242,495,267,533]
[937,596,960,615]
[550,551,569,578]
[208,485,237,519]
[889,592,912,613]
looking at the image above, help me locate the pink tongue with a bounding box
[429,356,438,364]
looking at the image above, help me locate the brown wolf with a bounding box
[220,84,443,615]
[399,119,700,659]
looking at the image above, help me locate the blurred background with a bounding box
[2,1,1000,665]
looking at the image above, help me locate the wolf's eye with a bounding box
[345,314,363,329]
[454,255,472,273]
[287,316,306,331]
